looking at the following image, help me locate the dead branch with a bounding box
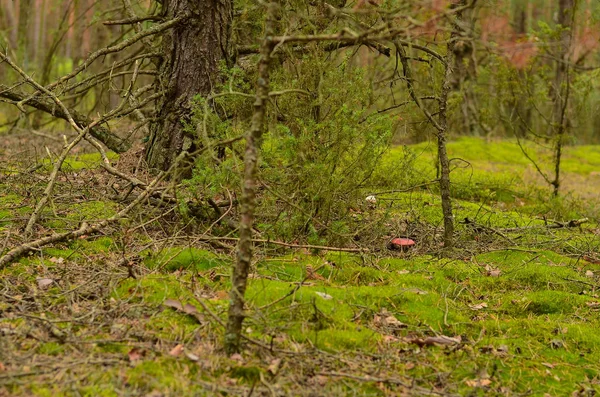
[499,218,589,232]
[197,236,368,253]
[0,171,165,268]
[0,54,145,234]
[103,15,163,25]
[0,83,129,153]
[0,145,193,267]
[25,15,186,102]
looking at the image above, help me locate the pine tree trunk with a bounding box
[145,0,232,173]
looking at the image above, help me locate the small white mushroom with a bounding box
[365,195,377,204]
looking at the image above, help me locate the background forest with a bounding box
[1,0,600,396]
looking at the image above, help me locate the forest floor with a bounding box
[1,132,600,396]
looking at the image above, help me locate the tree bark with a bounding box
[224,2,277,355]
[437,1,469,248]
[18,0,32,69]
[145,0,232,173]
[551,0,576,196]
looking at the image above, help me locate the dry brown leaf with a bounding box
[183,303,198,314]
[586,301,600,308]
[465,378,492,387]
[128,347,145,362]
[405,335,461,347]
[268,358,282,375]
[36,278,54,289]
[384,315,407,328]
[230,353,243,362]
[306,265,326,281]
[213,290,229,300]
[163,299,183,311]
[185,351,200,361]
[169,344,184,357]
[469,302,488,310]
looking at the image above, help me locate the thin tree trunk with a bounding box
[18,0,33,69]
[224,2,277,355]
[438,55,455,248]
[145,0,232,174]
[437,0,470,247]
[514,0,532,137]
[551,0,576,196]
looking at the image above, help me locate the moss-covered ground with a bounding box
[1,137,600,396]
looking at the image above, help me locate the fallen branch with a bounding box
[500,218,589,232]
[197,236,368,253]
[0,172,165,268]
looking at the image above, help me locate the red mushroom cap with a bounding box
[388,238,416,251]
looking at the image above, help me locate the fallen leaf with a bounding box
[36,278,54,289]
[163,299,203,324]
[465,378,492,387]
[541,362,555,369]
[163,299,183,311]
[128,348,145,362]
[383,315,407,328]
[583,255,600,264]
[268,358,282,375]
[169,344,184,357]
[405,362,415,370]
[183,303,198,314]
[586,301,600,308]
[185,351,200,361]
[585,270,594,278]
[405,335,461,347]
[469,302,488,310]
[306,265,326,281]
[315,292,333,300]
[230,353,243,362]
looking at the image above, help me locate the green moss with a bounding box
[230,366,262,383]
[41,152,119,171]
[113,274,195,304]
[125,358,195,391]
[37,342,66,356]
[145,247,228,272]
[72,236,115,253]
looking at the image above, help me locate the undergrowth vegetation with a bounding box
[1,134,600,395]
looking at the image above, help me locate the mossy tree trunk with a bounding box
[145,0,232,173]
